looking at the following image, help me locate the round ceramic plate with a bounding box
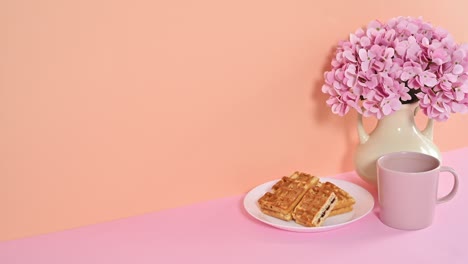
[243,177,374,232]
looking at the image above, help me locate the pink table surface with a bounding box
[1,147,468,264]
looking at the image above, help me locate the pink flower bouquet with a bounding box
[321,16,468,121]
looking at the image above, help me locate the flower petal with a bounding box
[453,64,464,75]
[358,49,368,61]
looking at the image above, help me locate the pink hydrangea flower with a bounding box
[322,16,468,121]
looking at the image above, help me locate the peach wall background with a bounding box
[2,0,468,241]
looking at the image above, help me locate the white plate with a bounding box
[243,177,374,232]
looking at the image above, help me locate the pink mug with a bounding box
[376,151,459,230]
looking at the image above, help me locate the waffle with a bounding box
[321,182,355,216]
[258,172,319,221]
[329,206,353,216]
[292,183,337,227]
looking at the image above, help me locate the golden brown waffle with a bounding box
[328,206,353,216]
[270,172,317,191]
[258,172,319,221]
[321,182,355,215]
[289,171,319,183]
[292,184,337,227]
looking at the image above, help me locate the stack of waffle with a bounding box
[257,172,355,227]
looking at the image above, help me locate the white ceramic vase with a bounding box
[354,102,442,185]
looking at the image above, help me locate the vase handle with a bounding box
[357,113,369,144]
[422,119,434,141]
[414,105,434,141]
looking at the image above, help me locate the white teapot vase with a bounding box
[354,102,442,185]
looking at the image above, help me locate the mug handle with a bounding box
[437,166,459,204]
